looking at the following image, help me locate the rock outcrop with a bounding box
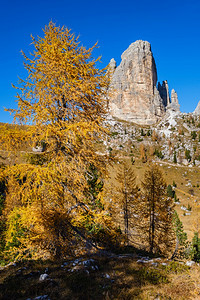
[108,40,180,125]
[194,101,200,115]
[108,58,117,73]
[168,89,180,111]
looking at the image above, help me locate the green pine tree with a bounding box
[190,232,200,262]
[167,185,175,198]
[173,152,177,164]
[171,211,188,259]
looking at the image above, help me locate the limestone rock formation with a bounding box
[108,40,180,125]
[194,101,200,115]
[158,81,170,106]
[109,58,117,73]
[171,89,178,104]
[167,89,180,111]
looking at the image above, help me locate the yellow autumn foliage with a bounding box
[0,22,119,260]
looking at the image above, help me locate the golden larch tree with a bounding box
[114,160,139,245]
[0,22,119,260]
[141,164,175,255]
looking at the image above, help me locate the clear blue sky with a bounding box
[1,0,200,123]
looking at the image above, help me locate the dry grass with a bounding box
[0,255,199,300]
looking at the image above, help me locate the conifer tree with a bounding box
[141,164,175,255]
[190,200,200,261]
[140,144,147,163]
[173,151,177,163]
[0,22,117,259]
[171,210,188,258]
[190,232,200,262]
[167,184,175,198]
[114,160,139,244]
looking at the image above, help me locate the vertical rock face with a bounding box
[168,89,180,111]
[171,89,178,104]
[109,40,180,124]
[194,101,200,115]
[158,81,170,106]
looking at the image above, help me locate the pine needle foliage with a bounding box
[0,22,117,260]
[114,160,139,244]
[171,210,188,259]
[141,164,175,255]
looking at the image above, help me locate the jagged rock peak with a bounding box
[121,40,152,59]
[109,40,165,125]
[166,89,180,112]
[108,40,180,124]
[194,101,200,115]
[171,89,178,104]
[108,58,117,73]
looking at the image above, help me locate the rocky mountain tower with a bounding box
[108,40,180,124]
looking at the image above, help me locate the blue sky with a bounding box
[1,0,200,123]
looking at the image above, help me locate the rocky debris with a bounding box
[72,258,81,266]
[157,109,179,138]
[71,265,86,272]
[70,258,99,273]
[137,257,151,263]
[109,40,180,125]
[194,100,200,115]
[26,296,50,300]
[39,274,49,281]
[181,206,192,213]
[186,261,195,267]
[32,146,43,153]
[61,262,68,268]
[136,257,166,267]
[185,212,191,216]
[181,206,188,211]
[82,259,97,268]
[105,107,200,168]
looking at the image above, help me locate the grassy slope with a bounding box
[0,255,199,300]
[104,113,200,242]
[0,119,200,299]
[0,119,199,240]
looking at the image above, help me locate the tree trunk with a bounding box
[171,235,179,259]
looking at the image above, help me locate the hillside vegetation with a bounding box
[0,22,200,300]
